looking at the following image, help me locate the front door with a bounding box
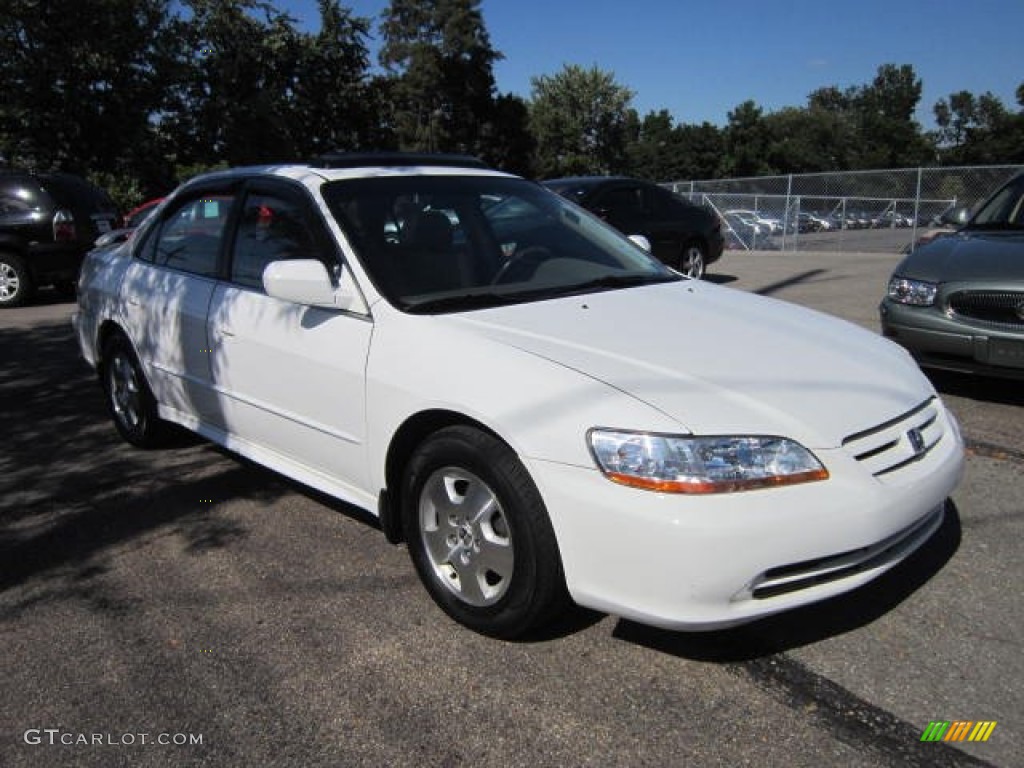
[206,181,374,503]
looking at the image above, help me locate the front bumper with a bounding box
[880,298,1024,378]
[526,402,964,630]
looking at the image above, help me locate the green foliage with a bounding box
[0,0,177,181]
[625,111,723,182]
[173,161,230,186]
[0,0,1018,191]
[379,0,506,157]
[88,172,145,214]
[528,64,635,177]
[933,87,1024,165]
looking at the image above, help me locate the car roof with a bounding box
[182,154,514,190]
[543,176,639,188]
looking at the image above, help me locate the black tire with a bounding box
[402,425,570,639]
[100,334,167,448]
[0,253,34,308]
[678,241,706,279]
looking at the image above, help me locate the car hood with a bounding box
[450,281,932,449]
[898,230,1024,282]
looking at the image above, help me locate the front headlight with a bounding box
[588,430,828,494]
[887,276,937,306]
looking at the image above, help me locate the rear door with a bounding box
[120,183,239,422]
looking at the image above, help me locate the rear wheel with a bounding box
[0,253,34,308]
[101,334,167,448]
[678,241,706,279]
[402,425,569,638]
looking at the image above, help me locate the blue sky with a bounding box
[278,0,1024,128]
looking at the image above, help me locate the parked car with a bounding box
[722,212,762,248]
[75,153,964,639]
[881,172,1024,378]
[542,177,723,279]
[0,171,118,306]
[727,209,782,235]
[94,196,165,249]
[872,210,913,228]
[807,212,832,231]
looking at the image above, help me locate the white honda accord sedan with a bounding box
[74,154,964,638]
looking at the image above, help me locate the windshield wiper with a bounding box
[405,273,678,314]
[556,272,679,295]
[405,292,525,314]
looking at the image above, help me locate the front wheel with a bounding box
[678,241,706,279]
[101,334,167,448]
[402,425,569,638]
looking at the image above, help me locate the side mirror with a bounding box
[940,206,970,227]
[263,259,366,313]
[628,234,652,252]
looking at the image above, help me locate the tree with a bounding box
[721,100,773,177]
[853,63,931,168]
[167,0,309,167]
[379,0,502,156]
[624,110,724,182]
[0,0,177,184]
[291,0,378,157]
[528,64,634,177]
[486,94,536,176]
[933,87,1024,165]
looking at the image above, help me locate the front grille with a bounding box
[948,290,1024,330]
[842,398,943,477]
[749,504,945,599]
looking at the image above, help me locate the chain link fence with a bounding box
[667,165,1024,253]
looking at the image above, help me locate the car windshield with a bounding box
[323,175,678,313]
[970,174,1024,230]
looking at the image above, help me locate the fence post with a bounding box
[912,167,923,248]
[784,174,794,251]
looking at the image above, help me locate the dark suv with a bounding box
[0,171,118,307]
[543,176,724,279]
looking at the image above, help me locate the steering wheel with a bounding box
[490,246,552,285]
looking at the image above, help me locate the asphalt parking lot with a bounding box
[2,251,1021,767]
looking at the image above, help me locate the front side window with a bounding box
[148,193,236,276]
[323,176,677,313]
[230,191,329,290]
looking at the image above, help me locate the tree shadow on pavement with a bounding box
[0,320,293,594]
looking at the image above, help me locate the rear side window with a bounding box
[147,193,236,277]
[647,186,696,219]
[38,174,115,212]
[597,186,643,215]
[0,178,50,215]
